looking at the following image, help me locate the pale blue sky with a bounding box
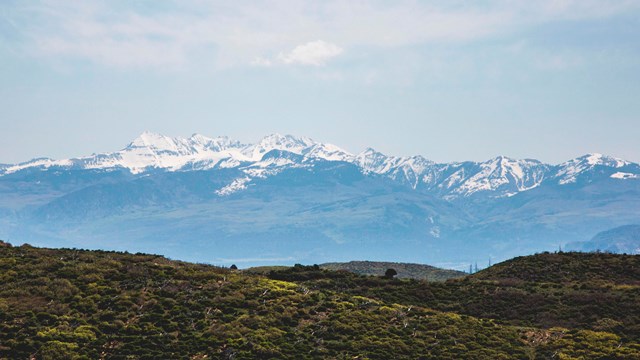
[1,0,639,164]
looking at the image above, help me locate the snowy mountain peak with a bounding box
[448,156,549,197]
[486,155,540,166]
[244,134,317,161]
[189,133,217,145]
[188,133,244,152]
[484,156,542,177]
[360,147,380,155]
[578,153,629,167]
[485,155,510,169]
[555,153,631,185]
[128,131,176,150]
[262,133,315,148]
[355,148,388,171]
[304,143,353,162]
[354,149,435,188]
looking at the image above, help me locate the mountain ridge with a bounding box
[2,131,638,200]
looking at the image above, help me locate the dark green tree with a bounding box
[384,268,397,279]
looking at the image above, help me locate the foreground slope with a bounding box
[269,252,640,345]
[0,244,527,359]
[1,243,639,359]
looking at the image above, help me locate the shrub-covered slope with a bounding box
[1,244,639,359]
[268,253,640,345]
[471,251,640,283]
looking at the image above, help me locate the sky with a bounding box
[1,0,639,164]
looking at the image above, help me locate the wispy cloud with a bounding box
[250,40,343,67]
[3,0,638,70]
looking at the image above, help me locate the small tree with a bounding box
[384,268,397,279]
[230,264,238,270]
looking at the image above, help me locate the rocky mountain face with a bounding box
[1,132,639,268]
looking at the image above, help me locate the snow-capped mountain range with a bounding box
[2,131,638,200]
[2,132,639,268]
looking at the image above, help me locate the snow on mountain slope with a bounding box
[214,150,310,196]
[2,158,72,175]
[242,134,317,161]
[554,153,631,185]
[1,132,248,175]
[215,177,252,196]
[97,132,249,173]
[355,148,388,173]
[436,164,469,191]
[611,172,640,180]
[355,148,434,188]
[448,157,548,197]
[304,143,353,162]
[1,132,349,176]
[356,150,548,197]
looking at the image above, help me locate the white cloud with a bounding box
[277,40,343,66]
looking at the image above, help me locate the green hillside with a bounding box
[268,252,640,343]
[471,251,640,283]
[319,260,465,281]
[1,243,639,359]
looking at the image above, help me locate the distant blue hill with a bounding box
[566,225,640,254]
